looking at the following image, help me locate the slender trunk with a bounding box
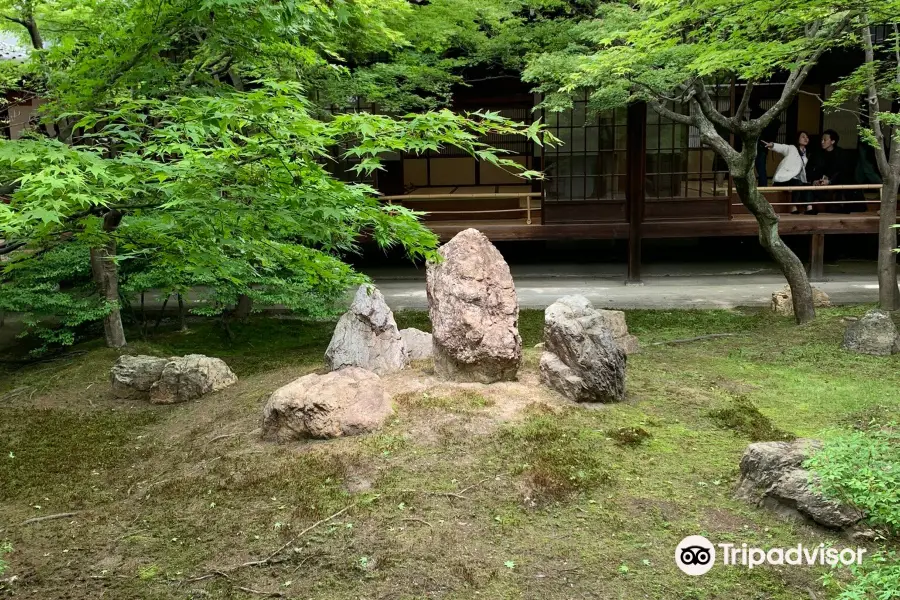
[733,175,816,323]
[90,241,127,348]
[177,294,188,331]
[232,294,253,322]
[878,174,900,310]
[154,294,171,329]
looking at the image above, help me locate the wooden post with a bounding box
[626,102,647,283]
[809,233,825,282]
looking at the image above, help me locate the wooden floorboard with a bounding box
[425,213,885,242]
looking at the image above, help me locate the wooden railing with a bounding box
[732,184,883,207]
[381,192,543,224]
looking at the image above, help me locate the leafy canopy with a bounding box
[0,0,550,349]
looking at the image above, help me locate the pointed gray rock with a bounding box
[325,284,407,375]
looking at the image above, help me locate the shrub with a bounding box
[807,426,900,600]
[805,426,900,535]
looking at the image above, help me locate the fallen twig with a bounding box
[185,503,357,584]
[20,512,78,526]
[236,586,286,597]
[205,429,257,447]
[401,518,433,528]
[0,386,33,402]
[651,333,739,346]
[401,477,491,501]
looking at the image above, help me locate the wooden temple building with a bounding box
[358,38,893,283]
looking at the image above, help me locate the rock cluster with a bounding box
[540,295,626,403]
[841,309,900,356]
[111,354,237,404]
[735,440,866,534]
[262,367,392,441]
[426,228,522,383]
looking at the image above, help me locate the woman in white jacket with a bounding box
[764,131,814,214]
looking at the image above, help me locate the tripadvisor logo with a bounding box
[675,535,867,576]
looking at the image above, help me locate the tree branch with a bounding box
[690,98,740,165]
[756,14,853,132]
[861,15,891,177]
[2,10,43,50]
[733,81,755,123]
[692,80,733,132]
[647,100,694,126]
[0,242,26,255]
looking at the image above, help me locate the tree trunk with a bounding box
[878,174,900,310]
[177,294,188,331]
[232,294,253,322]
[733,175,816,323]
[90,240,127,348]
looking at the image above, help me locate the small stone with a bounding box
[261,367,391,440]
[400,328,433,361]
[735,439,864,532]
[771,285,831,317]
[841,309,900,356]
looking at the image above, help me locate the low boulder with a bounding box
[111,355,169,399]
[262,367,391,441]
[325,284,407,375]
[400,328,433,361]
[540,295,626,403]
[735,440,864,532]
[841,309,900,356]
[149,354,238,404]
[426,228,521,383]
[771,285,831,317]
[594,309,640,355]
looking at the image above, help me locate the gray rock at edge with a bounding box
[735,439,865,531]
[325,284,408,375]
[841,309,900,356]
[540,295,626,403]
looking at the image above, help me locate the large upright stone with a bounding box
[262,367,391,441]
[540,295,626,403]
[325,284,407,375]
[841,309,900,356]
[426,229,521,383]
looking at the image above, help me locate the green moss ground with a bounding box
[0,306,897,599]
